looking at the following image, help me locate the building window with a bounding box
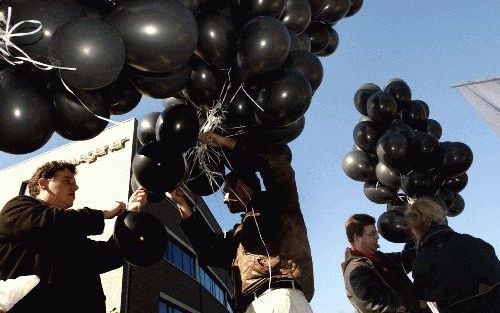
[159,300,186,313]
[164,239,195,278]
[199,267,225,305]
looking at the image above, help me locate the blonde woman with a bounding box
[405,198,500,313]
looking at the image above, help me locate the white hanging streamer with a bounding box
[59,77,121,125]
[0,7,75,71]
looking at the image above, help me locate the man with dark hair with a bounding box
[342,213,424,313]
[167,132,314,313]
[0,160,147,313]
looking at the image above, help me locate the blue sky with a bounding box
[1,1,499,312]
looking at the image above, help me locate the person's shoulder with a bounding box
[2,195,40,210]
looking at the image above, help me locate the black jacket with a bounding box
[413,224,500,313]
[0,196,123,313]
[341,244,421,313]
[180,143,314,312]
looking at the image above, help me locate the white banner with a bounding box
[453,77,500,134]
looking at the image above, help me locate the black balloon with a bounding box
[284,50,323,90]
[402,100,428,131]
[236,16,290,82]
[132,141,185,193]
[401,171,439,198]
[281,0,312,34]
[387,195,410,212]
[377,210,412,243]
[179,0,200,12]
[440,142,473,177]
[315,26,339,57]
[306,21,330,53]
[353,121,381,154]
[426,119,442,140]
[236,0,287,19]
[409,133,440,170]
[375,162,401,189]
[256,69,312,127]
[309,0,325,15]
[376,132,409,172]
[418,100,430,118]
[297,33,312,52]
[128,65,192,99]
[196,12,236,68]
[3,0,85,64]
[446,193,465,217]
[345,0,363,17]
[108,0,198,73]
[436,187,455,208]
[53,89,109,141]
[186,61,224,104]
[164,97,188,108]
[258,116,306,144]
[313,0,350,24]
[442,173,468,193]
[0,68,54,154]
[387,119,415,140]
[130,174,165,203]
[367,91,397,126]
[50,18,125,90]
[113,211,168,266]
[106,74,142,115]
[155,102,199,153]
[354,83,381,116]
[226,91,258,127]
[342,150,377,182]
[363,181,397,204]
[383,78,411,111]
[137,112,161,146]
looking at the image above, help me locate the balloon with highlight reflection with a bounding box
[113,211,168,267]
[49,18,125,90]
[0,68,54,154]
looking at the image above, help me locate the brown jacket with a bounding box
[180,142,314,311]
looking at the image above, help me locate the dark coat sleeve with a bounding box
[385,241,417,274]
[76,236,124,274]
[0,196,104,243]
[348,262,405,313]
[180,210,237,269]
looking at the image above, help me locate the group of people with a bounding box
[0,132,498,313]
[342,199,500,313]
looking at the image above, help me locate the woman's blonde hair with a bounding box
[405,197,446,237]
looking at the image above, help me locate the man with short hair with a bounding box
[0,160,147,313]
[342,213,423,313]
[167,132,314,313]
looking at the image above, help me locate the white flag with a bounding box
[454,77,500,134]
[0,275,40,312]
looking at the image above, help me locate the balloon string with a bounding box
[0,7,76,71]
[59,75,121,125]
[241,84,264,112]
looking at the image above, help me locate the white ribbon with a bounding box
[0,7,75,71]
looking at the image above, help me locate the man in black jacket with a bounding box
[167,132,314,313]
[342,214,423,313]
[0,160,146,313]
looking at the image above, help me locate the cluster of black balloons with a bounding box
[342,78,473,243]
[0,0,363,156]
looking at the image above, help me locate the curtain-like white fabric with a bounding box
[455,77,500,134]
[0,275,40,312]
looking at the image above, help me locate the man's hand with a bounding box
[166,188,193,220]
[128,188,148,212]
[103,201,126,219]
[199,131,236,150]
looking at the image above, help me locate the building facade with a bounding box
[0,119,232,313]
